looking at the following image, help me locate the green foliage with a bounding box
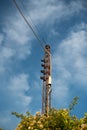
[11,112,24,119]
[68,96,79,112]
[12,97,87,130]
[13,109,87,130]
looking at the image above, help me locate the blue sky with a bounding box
[0,0,87,129]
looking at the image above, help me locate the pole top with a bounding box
[45,44,50,49]
[45,45,50,53]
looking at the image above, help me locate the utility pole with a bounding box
[13,0,52,115]
[40,45,52,115]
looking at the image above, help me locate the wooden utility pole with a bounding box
[40,45,52,114]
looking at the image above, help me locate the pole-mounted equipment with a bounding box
[40,45,52,114]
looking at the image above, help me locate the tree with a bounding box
[12,97,87,130]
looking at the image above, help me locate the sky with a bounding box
[0,0,87,129]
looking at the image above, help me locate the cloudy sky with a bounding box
[0,0,87,129]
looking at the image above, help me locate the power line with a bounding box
[20,0,47,45]
[13,1,52,114]
[20,0,38,34]
[13,0,45,51]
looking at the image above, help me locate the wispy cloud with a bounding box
[3,14,32,59]
[8,74,31,109]
[4,15,31,45]
[27,0,84,24]
[0,0,86,129]
[0,73,31,129]
[0,46,15,73]
[0,33,4,44]
[53,23,87,107]
[0,11,32,72]
[0,73,31,111]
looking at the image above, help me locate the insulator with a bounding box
[41,70,50,75]
[45,45,50,50]
[45,59,49,62]
[41,63,50,67]
[41,59,49,63]
[41,64,45,67]
[41,70,45,74]
[41,59,45,62]
[40,76,46,81]
[41,64,48,69]
[45,71,50,75]
[45,65,50,69]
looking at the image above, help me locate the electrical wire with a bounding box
[13,0,52,111]
[13,0,45,51]
[20,0,47,45]
[20,0,38,36]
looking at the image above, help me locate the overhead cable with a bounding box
[21,0,47,45]
[13,0,45,51]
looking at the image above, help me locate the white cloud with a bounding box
[0,0,86,129]
[0,13,32,72]
[76,23,87,31]
[2,13,32,61]
[52,79,69,107]
[27,0,84,25]
[1,0,84,62]
[0,47,15,73]
[8,74,31,108]
[1,47,14,58]
[0,73,31,130]
[0,73,31,112]
[0,5,33,129]
[52,23,87,106]
[4,15,31,44]
[0,34,4,44]
[0,0,84,74]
